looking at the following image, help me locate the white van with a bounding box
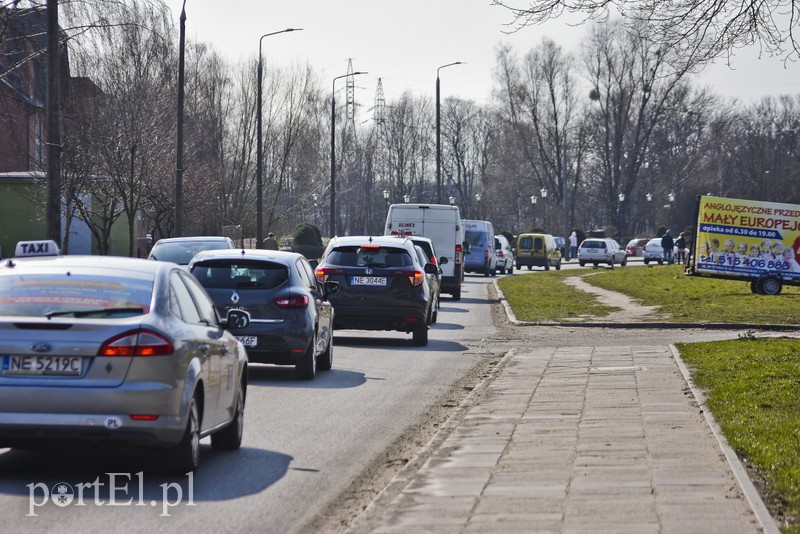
[385,203,465,300]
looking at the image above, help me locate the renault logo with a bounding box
[231,292,240,305]
[31,342,53,353]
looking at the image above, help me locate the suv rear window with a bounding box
[192,260,288,289]
[327,246,412,268]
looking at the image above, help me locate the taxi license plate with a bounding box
[236,336,257,347]
[2,355,82,376]
[351,276,386,286]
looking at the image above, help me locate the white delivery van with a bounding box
[385,203,465,300]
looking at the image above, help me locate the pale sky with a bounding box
[165,0,800,109]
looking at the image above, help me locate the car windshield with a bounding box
[0,273,153,317]
[327,246,412,268]
[192,260,289,289]
[149,240,230,265]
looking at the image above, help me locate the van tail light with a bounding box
[274,295,309,308]
[394,269,424,286]
[497,251,505,258]
[98,329,174,357]
[455,244,462,264]
[315,266,344,283]
[483,249,489,260]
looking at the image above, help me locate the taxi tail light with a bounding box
[315,266,344,283]
[98,329,174,357]
[274,295,309,308]
[394,269,424,286]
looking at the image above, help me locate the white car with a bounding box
[494,235,514,274]
[577,238,627,267]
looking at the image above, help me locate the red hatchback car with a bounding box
[625,238,649,256]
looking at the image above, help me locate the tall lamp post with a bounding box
[436,61,464,204]
[175,0,186,237]
[618,192,626,238]
[540,187,548,231]
[474,193,482,219]
[667,191,676,230]
[257,28,302,248]
[331,70,367,238]
[530,195,537,230]
[646,192,653,234]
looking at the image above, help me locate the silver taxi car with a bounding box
[0,245,250,473]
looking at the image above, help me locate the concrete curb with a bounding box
[671,344,781,534]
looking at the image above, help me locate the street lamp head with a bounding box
[475,193,481,202]
[646,192,653,202]
[530,195,537,205]
[312,193,318,202]
[618,193,625,202]
[383,189,390,200]
[404,194,411,203]
[668,192,676,202]
[540,188,548,198]
[448,196,455,205]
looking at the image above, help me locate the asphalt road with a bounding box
[0,274,503,534]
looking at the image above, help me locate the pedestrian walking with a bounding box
[675,232,687,264]
[661,230,675,264]
[569,231,578,261]
[264,232,279,250]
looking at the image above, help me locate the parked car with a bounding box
[189,249,337,380]
[413,245,440,324]
[147,235,235,266]
[0,244,250,473]
[515,233,562,270]
[626,238,649,257]
[494,234,514,274]
[463,220,498,276]
[577,238,627,267]
[315,235,437,346]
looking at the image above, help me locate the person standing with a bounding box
[569,231,578,261]
[661,230,675,264]
[675,232,687,264]
[263,232,279,250]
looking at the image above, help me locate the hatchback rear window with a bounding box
[327,246,412,268]
[583,240,606,248]
[192,260,288,289]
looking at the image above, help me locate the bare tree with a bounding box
[492,0,800,67]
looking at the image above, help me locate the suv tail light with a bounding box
[98,329,174,357]
[393,269,424,287]
[274,295,309,308]
[315,266,344,283]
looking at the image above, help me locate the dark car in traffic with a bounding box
[189,249,337,380]
[314,235,437,346]
[0,244,250,473]
[147,235,235,266]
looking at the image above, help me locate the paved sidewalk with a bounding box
[348,345,778,533]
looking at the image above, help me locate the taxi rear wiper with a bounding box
[45,307,145,319]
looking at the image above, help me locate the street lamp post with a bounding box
[646,192,653,234]
[436,61,464,204]
[618,192,626,238]
[667,191,676,230]
[530,195,537,230]
[474,193,481,219]
[257,28,302,248]
[540,187,548,231]
[312,192,319,229]
[331,70,367,238]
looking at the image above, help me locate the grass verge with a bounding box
[678,337,800,532]
[498,264,800,324]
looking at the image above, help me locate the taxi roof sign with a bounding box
[15,240,60,257]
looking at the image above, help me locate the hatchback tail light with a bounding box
[393,269,424,286]
[98,329,174,357]
[274,295,309,308]
[315,266,344,283]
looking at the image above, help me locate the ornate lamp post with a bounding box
[540,187,548,230]
[530,195,537,230]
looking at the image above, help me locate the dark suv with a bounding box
[314,236,438,346]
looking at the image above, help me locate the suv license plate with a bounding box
[2,355,82,376]
[236,336,257,347]
[351,276,386,286]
